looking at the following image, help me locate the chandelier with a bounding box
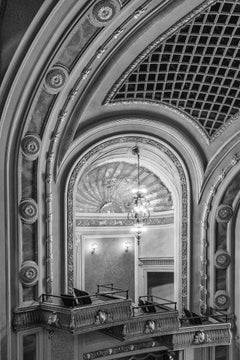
[128,146,151,244]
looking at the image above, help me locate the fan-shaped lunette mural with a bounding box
[75,162,173,214]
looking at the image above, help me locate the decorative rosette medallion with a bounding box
[44,66,68,94]
[214,249,231,269]
[88,0,121,27]
[20,261,39,287]
[19,198,38,224]
[214,290,230,310]
[216,204,233,223]
[21,133,41,160]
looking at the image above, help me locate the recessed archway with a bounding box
[65,134,191,314]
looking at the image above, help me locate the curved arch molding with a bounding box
[200,155,240,313]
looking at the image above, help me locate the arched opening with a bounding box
[65,134,191,313]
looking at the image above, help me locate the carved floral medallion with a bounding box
[88,0,121,27]
[214,249,231,269]
[19,261,39,287]
[214,290,230,310]
[21,133,41,160]
[44,66,68,94]
[19,198,38,224]
[216,204,233,223]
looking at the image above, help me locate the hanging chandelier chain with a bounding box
[128,146,151,246]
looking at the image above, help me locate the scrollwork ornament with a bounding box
[21,133,41,160]
[19,198,38,224]
[216,204,233,223]
[44,66,68,94]
[214,249,231,269]
[88,0,121,27]
[19,261,39,287]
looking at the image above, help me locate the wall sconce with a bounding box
[91,243,98,254]
[124,241,131,253]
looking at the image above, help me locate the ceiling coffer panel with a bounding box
[75,162,173,214]
[109,0,240,140]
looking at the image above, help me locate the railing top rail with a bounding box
[139,295,177,306]
[40,284,129,305]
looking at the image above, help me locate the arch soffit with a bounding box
[59,118,204,201]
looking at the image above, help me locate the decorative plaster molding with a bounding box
[139,257,174,266]
[75,215,173,227]
[106,100,209,143]
[83,339,161,360]
[88,0,121,27]
[200,153,240,313]
[214,249,231,270]
[67,136,189,312]
[216,204,233,223]
[21,133,41,160]
[19,198,38,224]
[44,66,69,94]
[214,290,230,310]
[19,261,39,287]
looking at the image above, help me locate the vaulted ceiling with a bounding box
[1,0,240,217]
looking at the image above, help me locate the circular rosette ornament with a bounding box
[214,249,231,269]
[21,133,41,160]
[214,290,230,310]
[88,0,121,27]
[20,261,39,287]
[216,204,233,223]
[19,198,38,224]
[44,66,68,94]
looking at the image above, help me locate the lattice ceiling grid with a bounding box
[111,0,240,139]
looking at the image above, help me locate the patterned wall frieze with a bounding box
[139,257,174,266]
[67,136,189,312]
[83,339,165,360]
[76,215,174,227]
[200,153,240,313]
[19,198,38,224]
[19,261,39,287]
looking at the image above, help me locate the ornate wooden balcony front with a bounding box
[13,284,132,334]
[12,285,232,354]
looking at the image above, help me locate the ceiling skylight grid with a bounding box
[111,0,240,139]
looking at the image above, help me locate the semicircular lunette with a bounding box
[75,161,173,214]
